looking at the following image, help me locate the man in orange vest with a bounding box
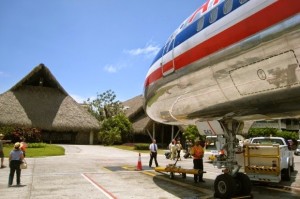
[190,139,205,183]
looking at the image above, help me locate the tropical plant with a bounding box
[182,125,205,142]
[85,90,133,145]
[85,89,124,121]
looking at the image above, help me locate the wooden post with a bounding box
[89,131,94,145]
[171,125,174,141]
[153,122,156,139]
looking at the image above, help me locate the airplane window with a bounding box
[197,17,204,31]
[180,21,188,30]
[163,43,169,55]
[209,7,218,24]
[239,0,248,4]
[223,0,233,15]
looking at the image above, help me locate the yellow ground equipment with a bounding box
[155,164,204,179]
[244,143,281,182]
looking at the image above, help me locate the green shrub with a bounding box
[248,128,298,140]
[27,142,47,148]
[98,127,122,145]
[276,130,298,140]
[134,143,149,150]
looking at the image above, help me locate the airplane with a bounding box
[144,0,300,198]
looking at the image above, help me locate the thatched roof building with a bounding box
[0,64,100,144]
[123,95,152,133]
[123,95,182,146]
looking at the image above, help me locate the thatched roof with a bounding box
[123,95,144,119]
[123,95,152,133]
[0,64,100,132]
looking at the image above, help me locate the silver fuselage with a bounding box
[144,0,300,125]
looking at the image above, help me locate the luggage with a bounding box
[165,151,171,159]
[183,152,190,159]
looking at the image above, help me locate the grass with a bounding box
[3,143,168,157]
[113,144,166,155]
[3,143,65,158]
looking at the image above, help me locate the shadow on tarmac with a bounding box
[151,171,214,199]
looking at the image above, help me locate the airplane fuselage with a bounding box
[144,0,300,125]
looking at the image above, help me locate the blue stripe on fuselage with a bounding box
[150,0,249,66]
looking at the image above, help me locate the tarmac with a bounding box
[0,145,299,199]
[0,145,206,199]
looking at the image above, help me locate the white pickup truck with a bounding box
[243,137,295,183]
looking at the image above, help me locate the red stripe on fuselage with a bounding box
[145,0,300,88]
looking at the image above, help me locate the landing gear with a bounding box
[214,172,252,198]
[235,172,252,196]
[213,119,252,198]
[214,174,236,198]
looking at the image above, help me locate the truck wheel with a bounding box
[281,167,291,181]
[235,172,252,196]
[214,174,236,198]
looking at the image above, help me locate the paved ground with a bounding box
[0,145,299,199]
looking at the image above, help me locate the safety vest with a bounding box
[191,145,204,159]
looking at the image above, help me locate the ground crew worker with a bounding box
[190,139,205,183]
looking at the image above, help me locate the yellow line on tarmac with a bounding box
[266,187,291,193]
[142,171,156,176]
[102,167,113,172]
[266,186,300,194]
[142,170,214,198]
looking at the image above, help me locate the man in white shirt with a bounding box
[149,139,159,167]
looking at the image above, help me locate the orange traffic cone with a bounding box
[136,153,143,170]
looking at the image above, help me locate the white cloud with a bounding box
[103,43,160,74]
[125,44,160,57]
[103,63,127,73]
[104,65,118,73]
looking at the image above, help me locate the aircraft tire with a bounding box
[214,174,236,199]
[235,172,252,196]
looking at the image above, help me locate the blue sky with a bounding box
[0,0,205,103]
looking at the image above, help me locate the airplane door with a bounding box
[161,38,175,76]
